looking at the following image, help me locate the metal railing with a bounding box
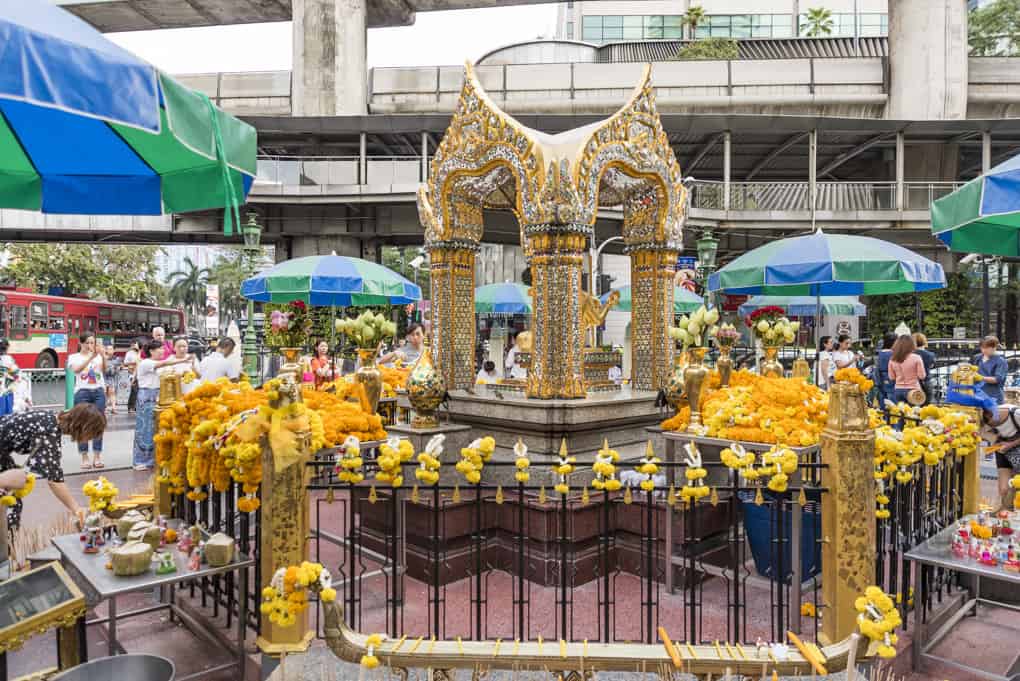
[254,155,427,190]
[689,180,963,213]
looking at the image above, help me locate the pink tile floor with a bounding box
[7,468,1018,680]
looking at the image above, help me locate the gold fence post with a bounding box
[152,372,181,517]
[256,377,314,655]
[954,405,983,514]
[820,382,876,644]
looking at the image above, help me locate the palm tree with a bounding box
[682,5,706,40]
[167,256,211,331]
[803,7,834,37]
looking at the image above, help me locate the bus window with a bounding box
[11,305,28,340]
[85,317,96,334]
[111,307,125,332]
[98,318,112,333]
[99,307,111,319]
[127,309,140,333]
[30,301,47,330]
[0,305,6,337]
[148,310,159,327]
[169,314,182,335]
[49,303,65,330]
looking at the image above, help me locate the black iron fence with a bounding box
[304,456,828,647]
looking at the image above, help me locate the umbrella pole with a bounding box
[815,292,821,349]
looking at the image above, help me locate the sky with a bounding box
[108,6,560,74]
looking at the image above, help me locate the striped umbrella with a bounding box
[601,286,704,314]
[931,153,1020,255]
[707,230,945,296]
[0,1,256,227]
[475,283,532,314]
[241,256,422,307]
[738,295,866,318]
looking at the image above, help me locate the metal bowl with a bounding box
[51,655,175,681]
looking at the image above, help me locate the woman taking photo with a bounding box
[889,334,926,404]
[310,340,336,389]
[831,334,859,371]
[132,340,190,471]
[67,334,107,470]
[0,403,106,528]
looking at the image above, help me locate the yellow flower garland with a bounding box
[854,586,901,658]
[0,472,35,507]
[377,437,414,488]
[260,561,336,628]
[833,366,874,393]
[591,438,621,492]
[82,476,119,513]
[456,436,495,485]
[513,438,531,484]
[336,436,365,484]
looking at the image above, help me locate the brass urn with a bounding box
[683,347,709,432]
[716,344,734,387]
[406,343,445,429]
[759,345,784,378]
[355,348,383,414]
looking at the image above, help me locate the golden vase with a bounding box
[406,344,445,429]
[792,356,811,381]
[279,347,303,378]
[716,344,734,387]
[684,347,709,433]
[356,349,383,414]
[664,360,686,410]
[759,345,784,378]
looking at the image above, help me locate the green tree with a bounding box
[802,7,834,37]
[167,256,210,328]
[682,5,706,39]
[864,268,979,343]
[206,248,249,325]
[1,243,165,303]
[970,0,1020,56]
[674,37,739,60]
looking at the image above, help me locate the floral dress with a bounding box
[0,411,64,529]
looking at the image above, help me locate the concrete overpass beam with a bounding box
[888,0,968,121]
[289,234,364,259]
[293,0,368,115]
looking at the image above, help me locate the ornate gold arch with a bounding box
[419,63,687,396]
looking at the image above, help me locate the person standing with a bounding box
[124,340,141,414]
[200,338,241,382]
[310,340,336,389]
[974,335,1008,405]
[982,404,1020,511]
[379,324,425,366]
[0,404,106,529]
[505,333,528,380]
[67,334,107,470]
[132,340,189,471]
[162,337,201,394]
[151,326,174,359]
[874,333,897,405]
[913,332,936,404]
[103,344,120,415]
[0,338,20,416]
[815,336,834,389]
[889,334,926,404]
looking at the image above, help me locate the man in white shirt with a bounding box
[505,334,527,380]
[200,338,241,382]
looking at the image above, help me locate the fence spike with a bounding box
[369,485,378,504]
[496,485,504,505]
[581,485,589,506]
[453,485,461,503]
[624,486,633,505]
[798,488,807,507]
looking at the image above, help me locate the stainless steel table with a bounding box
[52,532,252,681]
[905,516,1020,681]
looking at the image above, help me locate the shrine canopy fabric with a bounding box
[601,286,704,314]
[241,255,423,307]
[475,283,532,314]
[0,0,256,218]
[738,295,866,318]
[707,230,946,296]
[931,153,1020,256]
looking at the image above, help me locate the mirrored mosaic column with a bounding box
[629,246,677,391]
[428,242,478,391]
[524,224,589,399]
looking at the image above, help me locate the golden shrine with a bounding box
[418,63,686,398]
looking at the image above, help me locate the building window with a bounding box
[694,15,792,39]
[799,13,888,37]
[582,14,602,41]
[566,21,573,39]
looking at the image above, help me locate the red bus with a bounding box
[0,289,184,368]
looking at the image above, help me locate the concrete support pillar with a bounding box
[629,246,677,391]
[722,131,732,211]
[983,131,992,173]
[524,225,589,399]
[895,132,905,211]
[360,133,367,184]
[292,0,368,115]
[421,132,429,182]
[428,243,478,391]
[820,383,876,644]
[808,129,817,220]
[888,0,968,121]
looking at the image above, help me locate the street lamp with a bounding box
[695,228,719,306]
[241,212,263,381]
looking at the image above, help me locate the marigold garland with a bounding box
[591,438,621,492]
[82,476,118,513]
[1009,475,1020,510]
[414,434,443,486]
[552,438,576,495]
[336,435,365,484]
[377,437,414,487]
[634,440,660,493]
[260,561,336,628]
[678,442,709,503]
[513,438,531,484]
[854,586,901,658]
[456,436,495,485]
[0,472,34,507]
[834,366,874,393]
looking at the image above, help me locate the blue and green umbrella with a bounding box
[601,286,704,314]
[241,256,422,307]
[475,283,531,314]
[707,230,945,296]
[738,295,866,318]
[0,1,256,227]
[931,153,1020,255]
